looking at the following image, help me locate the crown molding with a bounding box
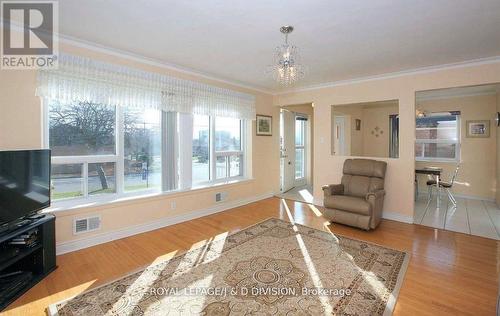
[276,56,500,95]
[1,22,272,93]
[57,34,273,95]
[3,20,499,97]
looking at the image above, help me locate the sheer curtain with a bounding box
[36,54,256,119]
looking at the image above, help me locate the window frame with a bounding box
[193,115,246,186]
[44,99,163,202]
[415,114,461,163]
[43,99,250,205]
[294,115,306,181]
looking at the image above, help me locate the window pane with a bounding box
[422,143,457,159]
[295,119,305,146]
[416,115,458,141]
[230,155,243,177]
[295,148,305,179]
[51,164,83,200]
[124,108,162,192]
[193,115,210,183]
[49,100,116,156]
[88,162,116,195]
[216,156,227,179]
[414,143,423,158]
[215,117,241,151]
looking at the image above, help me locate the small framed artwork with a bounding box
[256,114,272,136]
[466,120,490,138]
[355,119,361,131]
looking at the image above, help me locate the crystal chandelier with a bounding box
[268,26,305,86]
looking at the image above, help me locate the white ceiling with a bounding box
[58,0,500,92]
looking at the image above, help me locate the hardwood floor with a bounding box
[3,197,499,315]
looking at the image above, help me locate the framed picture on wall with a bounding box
[256,114,272,136]
[466,120,490,138]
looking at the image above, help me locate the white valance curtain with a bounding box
[36,54,256,119]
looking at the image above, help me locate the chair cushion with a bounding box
[426,180,452,188]
[342,175,384,198]
[324,195,371,215]
[343,159,387,179]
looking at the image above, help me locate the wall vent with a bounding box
[74,215,101,234]
[215,192,228,202]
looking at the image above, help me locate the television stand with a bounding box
[0,214,56,311]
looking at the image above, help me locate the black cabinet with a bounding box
[0,214,56,311]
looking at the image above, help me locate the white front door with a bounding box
[333,116,346,155]
[281,110,296,192]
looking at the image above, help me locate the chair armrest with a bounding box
[322,184,344,196]
[365,190,385,201]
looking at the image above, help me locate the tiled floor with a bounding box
[275,185,314,204]
[414,193,500,240]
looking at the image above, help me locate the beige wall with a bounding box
[274,62,500,219]
[333,101,398,158]
[362,104,398,158]
[416,94,497,200]
[282,103,314,186]
[0,41,280,245]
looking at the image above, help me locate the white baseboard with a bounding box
[382,211,414,224]
[56,192,275,255]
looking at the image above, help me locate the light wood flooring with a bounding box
[3,197,499,315]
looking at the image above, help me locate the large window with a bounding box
[123,108,162,192]
[192,115,210,183]
[48,100,248,201]
[192,115,244,184]
[48,100,162,200]
[415,113,460,161]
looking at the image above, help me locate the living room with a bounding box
[0,1,499,315]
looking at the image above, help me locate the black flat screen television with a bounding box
[0,150,51,226]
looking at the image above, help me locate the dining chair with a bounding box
[427,164,460,205]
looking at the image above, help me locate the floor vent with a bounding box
[74,215,101,234]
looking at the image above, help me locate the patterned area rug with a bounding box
[48,218,409,315]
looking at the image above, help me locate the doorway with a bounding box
[333,115,347,156]
[413,83,500,240]
[277,104,314,204]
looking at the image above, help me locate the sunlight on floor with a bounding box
[298,188,314,203]
[110,232,229,314]
[307,203,323,217]
[111,260,167,313]
[276,185,314,204]
[281,199,334,313]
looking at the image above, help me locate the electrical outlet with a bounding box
[170,201,176,210]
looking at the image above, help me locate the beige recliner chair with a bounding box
[322,159,387,230]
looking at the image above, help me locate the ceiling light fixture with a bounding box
[268,26,305,86]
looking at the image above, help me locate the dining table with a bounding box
[415,166,444,207]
